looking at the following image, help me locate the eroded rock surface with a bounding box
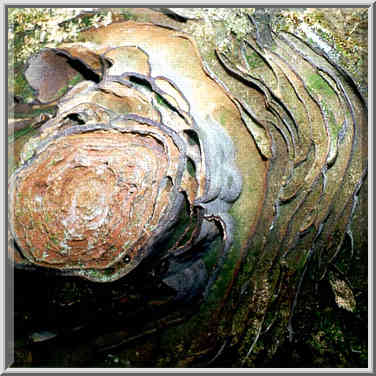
[9,10,367,367]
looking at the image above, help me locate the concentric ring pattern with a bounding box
[9,22,245,283]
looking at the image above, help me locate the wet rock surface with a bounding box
[8,8,368,368]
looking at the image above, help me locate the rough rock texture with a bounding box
[9,8,367,368]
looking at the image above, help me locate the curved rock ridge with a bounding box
[8,15,368,366]
[9,22,244,286]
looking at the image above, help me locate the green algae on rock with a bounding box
[9,12,367,367]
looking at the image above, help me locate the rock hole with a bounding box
[67,113,85,125]
[184,130,201,155]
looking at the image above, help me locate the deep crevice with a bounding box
[128,75,153,92]
[55,52,101,83]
